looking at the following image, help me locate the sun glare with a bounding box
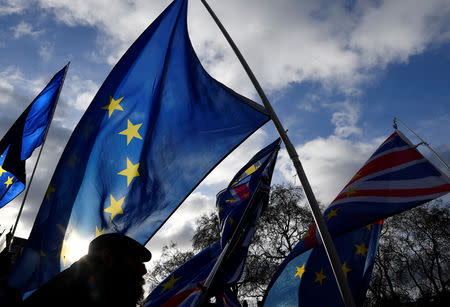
[61,232,90,267]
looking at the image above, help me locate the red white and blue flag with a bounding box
[316,129,450,243]
[264,129,449,306]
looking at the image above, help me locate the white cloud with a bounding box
[350,0,450,68]
[328,101,362,138]
[0,0,29,15]
[146,191,216,259]
[12,21,43,39]
[278,135,384,205]
[17,0,446,101]
[39,41,54,61]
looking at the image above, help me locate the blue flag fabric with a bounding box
[264,222,382,306]
[320,130,450,239]
[264,129,450,306]
[144,140,280,306]
[144,242,221,307]
[0,65,67,208]
[217,139,280,248]
[216,139,280,285]
[8,0,268,293]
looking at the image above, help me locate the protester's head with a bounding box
[87,233,151,306]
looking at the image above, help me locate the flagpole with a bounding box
[200,2,356,306]
[10,63,70,245]
[195,144,279,305]
[394,117,450,171]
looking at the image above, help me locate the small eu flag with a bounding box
[0,65,68,208]
[264,222,383,306]
[8,0,268,294]
[145,140,280,306]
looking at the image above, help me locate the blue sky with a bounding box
[0,0,449,265]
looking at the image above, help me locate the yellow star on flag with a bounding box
[40,250,46,257]
[314,269,326,285]
[294,264,306,279]
[96,226,105,237]
[118,158,140,187]
[102,96,124,118]
[119,120,143,145]
[104,194,125,222]
[304,230,311,238]
[228,217,234,225]
[46,184,56,201]
[160,274,182,294]
[4,176,14,188]
[342,262,351,278]
[0,165,6,177]
[326,208,338,220]
[355,242,368,258]
[366,224,373,230]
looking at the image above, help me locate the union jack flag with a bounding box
[306,129,450,249]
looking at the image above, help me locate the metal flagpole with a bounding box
[200,1,356,306]
[394,117,450,171]
[10,63,70,245]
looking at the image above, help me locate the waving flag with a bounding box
[0,65,67,208]
[9,0,268,294]
[264,129,450,306]
[144,242,221,307]
[144,140,280,306]
[216,139,280,285]
[320,129,450,239]
[264,222,383,306]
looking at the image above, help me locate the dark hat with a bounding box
[88,233,151,262]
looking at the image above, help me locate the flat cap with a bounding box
[88,233,151,262]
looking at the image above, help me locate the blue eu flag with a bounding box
[144,242,222,306]
[9,0,268,293]
[145,140,280,306]
[216,139,280,285]
[0,65,68,208]
[264,222,382,306]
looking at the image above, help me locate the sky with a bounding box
[0,0,449,272]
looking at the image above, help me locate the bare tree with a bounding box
[366,199,450,306]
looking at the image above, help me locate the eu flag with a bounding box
[144,139,280,306]
[144,242,222,306]
[264,222,383,306]
[0,65,68,208]
[216,138,280,285]
[8,0,268,294]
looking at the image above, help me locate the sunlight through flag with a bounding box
[9,0,268,294]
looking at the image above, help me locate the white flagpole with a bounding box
[200,1,356,306]
[10,63,70,246]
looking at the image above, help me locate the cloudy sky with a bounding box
[0,0,449,267]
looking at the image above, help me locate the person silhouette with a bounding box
[23,233,151,307]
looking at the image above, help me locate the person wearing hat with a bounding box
[22,233,151,307]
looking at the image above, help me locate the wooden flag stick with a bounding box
[200,1,356,306]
